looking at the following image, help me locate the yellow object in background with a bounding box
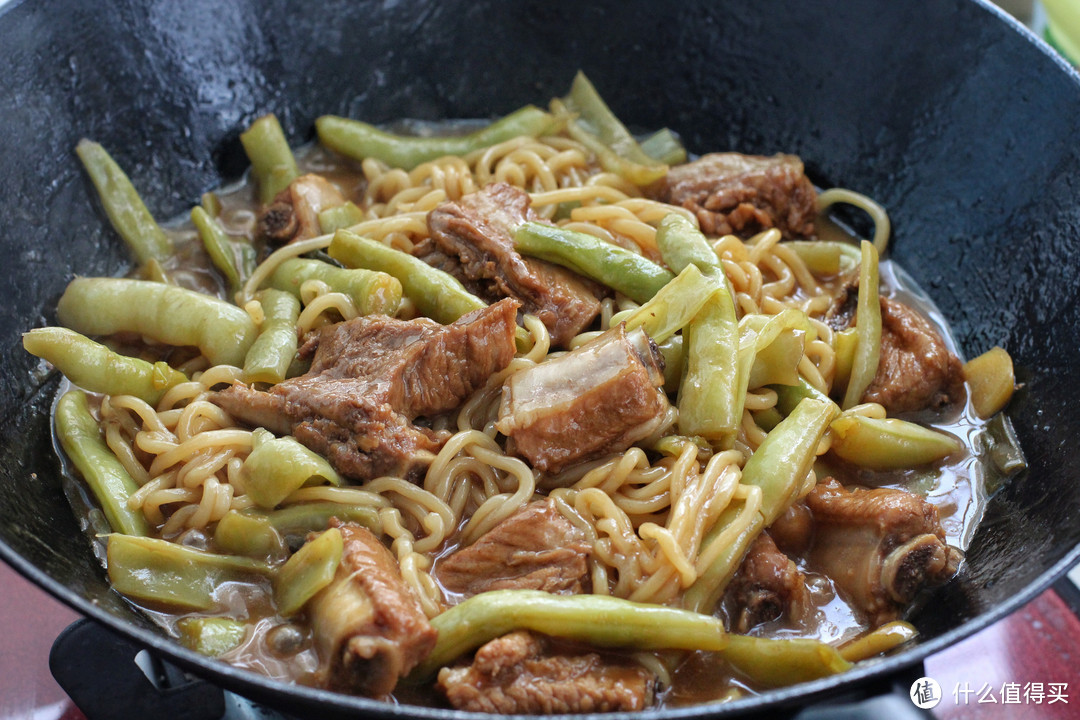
[1042,0,1080,65]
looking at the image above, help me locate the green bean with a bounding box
[412,589,727,679]
[317,106,555,170]
[200,191,222,218]
[274,527,343,617]
[656,214,720,275]
[678,276,740,445]
[106,534,273,610]
[191,205,250,296]
[724,635,852,687]
[734,309,814,423]
[265,257,402,317]
[317,201,365,234]
[556,72,667,186]
[24,327,187,405]
[640,128,687,166]
[242,429,342,509]
[785,240,860,276]
[56,277,258,367]
[685,397,838,613]
[838,621,917,663]
[514,222,674,304]
[744,397,838,526]
[656,212,741,320]
[773,376,832,416]
[255,502,382,544]
[143,258,171,284]
[327,231,484,323]
[243,289,300,385]
[54,390,150,536]
[213,509,287,560]
[177,617,248,657]
[240,114,299,204]
[610,264,712,344]
[75,139,173,265]
[747,327,805,389]
[842,240,882,409]
[657,334,685,393]
[829,415,962,470]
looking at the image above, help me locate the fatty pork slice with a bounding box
[650,153,817,238]
[212,299,519,482]
[427,182,602,347]
[805,477,962,626]
[496,324,671,473]
[309,522,437,697]
[258,174,347,244]
[436,499,591,597]
[438,631,656,714]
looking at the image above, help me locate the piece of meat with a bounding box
[258,174,347,244]
[650,153,817,238]
[496,324,671,473]
[863,296,966,414]
[725,532,813,633]
[308,522,437,697]
[438,631,655,714]
[427,183,602,347]
[436,499,591,597]
[827,289,965,414]
[805,477,962,626]
[213,299,519,482]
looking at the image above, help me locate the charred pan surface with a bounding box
[258,174,347,244]
[308,522,437,697]
[436,499,591,597]
[805,477,962,626]
[725,531,813,633]
[649,153,817,238]
[437,631,655,713]
[427,182,603,347]
[496,325,671,473]
[212,299,519,481]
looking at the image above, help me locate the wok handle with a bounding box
[50,618,226,720]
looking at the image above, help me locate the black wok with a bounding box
[1,0,1079,717]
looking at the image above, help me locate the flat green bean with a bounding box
[75,139,173,265]
[274,527,343,617]
[514,222,673,304]
[55,390,149,536]
[24,327,187,405]
[242,429,342,509]
[243,289,300,385]
[610,263,712,344]
[317,106,555,170]
[256,501,383,541]
[829,415,962,469]
[106,534,273,610]
[57,277,258,367]
[265,257,402,317]
[191,205,251,296]
[678,277,740,445]
[842,240,882,409]
[724,635,852,687]
[317,201,365,235]
[213,509,287,560]
[556,72,667,186]
[640,127,687,165]
[240,114,299,204]
[685,397,838,613]
[327,231,484,324]
[412,589,727,679]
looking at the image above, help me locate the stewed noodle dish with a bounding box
[26,73,1024,711]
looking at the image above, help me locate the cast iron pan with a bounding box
[1,0,1079,717]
